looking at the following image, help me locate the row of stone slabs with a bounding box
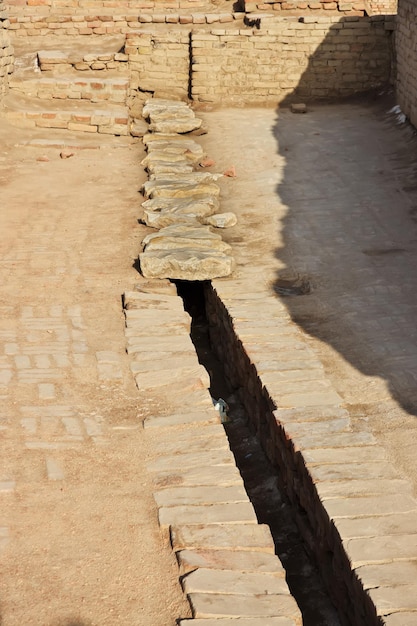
[138,99,236,281]
[123,280,302,624]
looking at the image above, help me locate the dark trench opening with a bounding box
[173,279,342,626]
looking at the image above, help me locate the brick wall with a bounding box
[191,16,393,104]
[126,30,190,103]
[396,0,417,128]
[124,17,393,105]
[0,0,13,98]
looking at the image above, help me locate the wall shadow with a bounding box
[272,15,417,418]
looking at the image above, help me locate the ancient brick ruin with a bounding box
[0,0,407,130]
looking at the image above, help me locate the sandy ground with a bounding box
[0,122,191,625]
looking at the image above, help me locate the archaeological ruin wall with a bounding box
[125,17,394,107]
[396,0,417,129]
[0,0,13,97]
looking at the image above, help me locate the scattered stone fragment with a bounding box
[223,165,236,177]
[37,155,49,162]
[200,157,216,168]
[291,103,307,114]
[202,212,238,228]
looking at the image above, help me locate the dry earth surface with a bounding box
[0,121,191,625]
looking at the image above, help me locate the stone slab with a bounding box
[153,464,243,489]
[139,248,235,281]
[147,449,234,472]
[355,561,417,589]
[134,364,210,391]
[159,502,257,528]
[171,523,275,553]
[303,446,387,464]
[309,461,400,483]
[177,549,286,575]
[324,494,417,518]
[368,584,417,614]
[334,511,417,538]
[154,485,249,507]
[182,568,291,596]
[345,534,417,567]
[382,612,417,625]
[187,592,300,619]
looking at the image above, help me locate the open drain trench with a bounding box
[123,278,387,626]
[176,279,342,626]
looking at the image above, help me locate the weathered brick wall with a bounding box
[7,12,238,36]
[191,16,393,104]
[0,0,13,98]
[6,0,220,11]
[364,0,397,14]
[244,0,398,14]
[126,30,190,104]
[396,0,417,128]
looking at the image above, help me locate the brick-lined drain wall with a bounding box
[204,283,381,626]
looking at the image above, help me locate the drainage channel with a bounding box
[174,279,343,626]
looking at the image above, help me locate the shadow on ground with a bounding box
[273,90,417,417]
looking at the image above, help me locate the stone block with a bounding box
[182,568,291,595]
[147,449,234,472]
[187,592,300,619]
[345,534,417,567]
[334,511,417,539]
[177,548,286,575]
[139,248,235,281]
[134,364,210,391]
[154,485,249,507]
[159,502,257,527]
[171,523,275,552]
[154,464,243,489]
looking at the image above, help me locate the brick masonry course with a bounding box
[123,284,302,625]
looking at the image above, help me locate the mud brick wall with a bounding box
[126,30,190,101]
[204,284,381,626]
[0,0,13,97]
[7,13,237,37]
[243,0,397,15]
[396,0,417,129]
[191,16,393,104]
[364,0,397,14]
[244,0,367,16]
[6,0,218,11]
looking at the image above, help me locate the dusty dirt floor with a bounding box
[0,122,191,625]
[1,94,417,625]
